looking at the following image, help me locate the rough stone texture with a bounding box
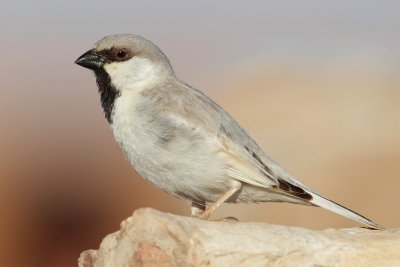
[78,208,400,267]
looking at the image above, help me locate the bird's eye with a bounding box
[115,49,128,60]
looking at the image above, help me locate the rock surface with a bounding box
[78,208,400,267]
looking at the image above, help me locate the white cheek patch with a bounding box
[104,57,161,90]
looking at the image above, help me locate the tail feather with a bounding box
[309,192,382,229]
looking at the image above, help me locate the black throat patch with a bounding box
[94,69,119,124]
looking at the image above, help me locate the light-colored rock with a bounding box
[78,208,400,267]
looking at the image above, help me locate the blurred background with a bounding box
[1,1,400,266]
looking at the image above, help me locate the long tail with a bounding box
[309,192,382,229]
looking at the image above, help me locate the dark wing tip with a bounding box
[246,149,313,201]
[276,178,313,201]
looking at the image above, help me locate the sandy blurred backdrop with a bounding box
[1,1,400,266]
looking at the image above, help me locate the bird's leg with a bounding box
[199,182,242,219]
[191,200,206,217]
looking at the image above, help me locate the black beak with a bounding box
[75,49,107,70]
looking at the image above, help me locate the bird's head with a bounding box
[75,34,174,91]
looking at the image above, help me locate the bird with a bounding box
[75,34,381,229]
